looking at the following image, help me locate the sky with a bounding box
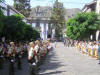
[5,0,93,9]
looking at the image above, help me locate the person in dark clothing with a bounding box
[15,43,22,70]
[8,42,15,75]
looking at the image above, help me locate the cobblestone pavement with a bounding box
[39,42,100,75]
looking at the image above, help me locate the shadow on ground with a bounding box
[0,57,29,75]
[40,71,66,75]
[39,48,66,75]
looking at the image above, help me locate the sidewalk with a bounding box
[39,42,100,75]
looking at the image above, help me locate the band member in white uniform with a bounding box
[28,42,37,75]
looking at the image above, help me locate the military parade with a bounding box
[0,40,52,75]
[1,0,100,75]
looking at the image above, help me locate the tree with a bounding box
[66,12,100,40]
[0,0,4,2]
[0,0,5,10]
[50,0,65,38]
[14,0,31,17]
[0,10,4,34]
[2,14,40,41]
[2,14,26,41]
[24,25,40,41]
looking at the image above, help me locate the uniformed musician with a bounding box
[15,43,22,70]
[8,42,15,75]
[28,42,37,75]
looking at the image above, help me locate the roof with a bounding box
[86,1,96,6]
[82,1,96,10]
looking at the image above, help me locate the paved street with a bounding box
[39,42,100,75]
[1,42,100,75]
[0,57,29,75]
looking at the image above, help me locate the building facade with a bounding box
[27,6,81,40]
[82,0,96,12]
[27,6,52,40]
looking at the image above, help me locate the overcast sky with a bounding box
[5,0,93,9]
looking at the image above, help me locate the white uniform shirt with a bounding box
[89,45,93,49]
[88,45,91,49]
[16,47,21,53]
[28,47,34,58]
[8,45,12,54]
[95,45,98,50]
[48,45,51,49]
[34,45,39,53]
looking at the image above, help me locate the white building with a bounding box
[96,0,100,14]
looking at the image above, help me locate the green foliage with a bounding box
[14,14,24,19]
[0,10,4,34]
[66,12,100,40]
[24,25,40,41]
[2,15,26,40]
[0,0,4,2]
[0,10,40,41]
[50,0,65,38]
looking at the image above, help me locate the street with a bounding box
[1,42,100,75]
[0,57,29,75]
[39,42,100,75]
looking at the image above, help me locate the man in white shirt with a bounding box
[28,42,37,75]
[34,41,39,53]
[34,41,40,66]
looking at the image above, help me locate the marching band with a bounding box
[0,40,52,75]
[74,40,100,64]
